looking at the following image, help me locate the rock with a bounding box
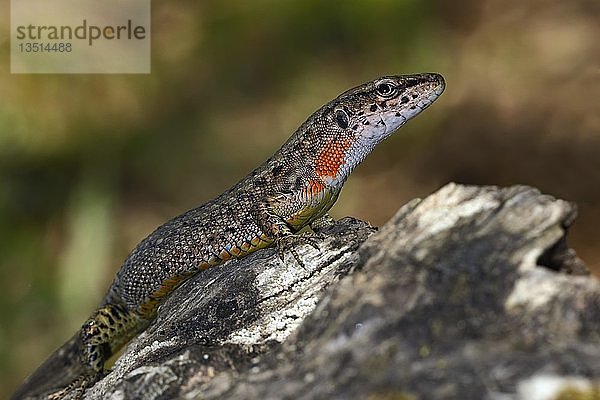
[79,184,599,400]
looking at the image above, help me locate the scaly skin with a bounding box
[13,73,445,399]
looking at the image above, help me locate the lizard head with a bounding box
[313,73,445,185]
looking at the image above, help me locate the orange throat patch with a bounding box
[315,137,352,181]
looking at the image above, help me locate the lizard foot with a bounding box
[309,213,337,233]
[275,232,322,268]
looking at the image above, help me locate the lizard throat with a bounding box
[314,136,354,184]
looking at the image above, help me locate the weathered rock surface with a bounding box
[81,183,599,400]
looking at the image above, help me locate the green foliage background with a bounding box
[1,0,599,396]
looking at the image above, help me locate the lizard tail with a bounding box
[11,332,84,400]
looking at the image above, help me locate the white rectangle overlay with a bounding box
[11,0,150,74]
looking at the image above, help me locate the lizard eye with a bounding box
[335,109,349,129]
[376,81,397,98]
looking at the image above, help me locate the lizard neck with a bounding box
[312,130,377,190]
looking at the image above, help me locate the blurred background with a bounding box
[1,0,599,396]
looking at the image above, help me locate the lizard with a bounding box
[12,72,445,400]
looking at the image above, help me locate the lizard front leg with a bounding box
[255,194,320,265]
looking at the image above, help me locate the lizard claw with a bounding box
[301,231,322,251]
